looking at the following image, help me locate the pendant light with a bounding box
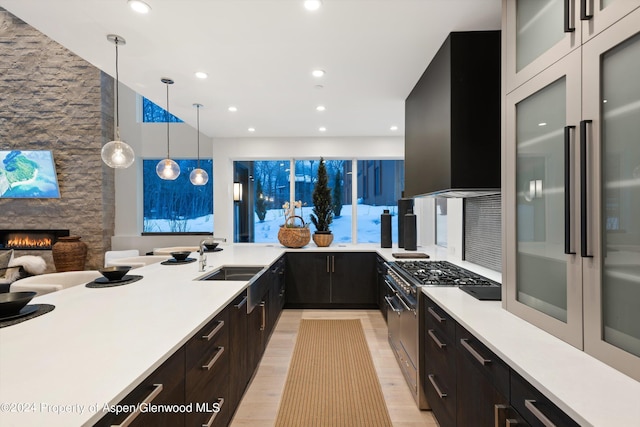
[101,34,135,168]
[189,103,209,185]
[156,78,180,180]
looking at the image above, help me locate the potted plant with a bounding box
[310,157,334,247]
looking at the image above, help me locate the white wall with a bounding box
[111,84,404,253]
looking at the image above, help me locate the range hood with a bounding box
[404,31,501,199]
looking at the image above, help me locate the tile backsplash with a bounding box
[464,194,501,272]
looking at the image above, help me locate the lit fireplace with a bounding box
[7,234,53,249]
[0,229,69,250]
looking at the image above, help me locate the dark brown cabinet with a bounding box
[94,347,186,427]
[421,294,578,427]
[185,307,230,427]
[423,295,457,427]
[455,323,509,427]
[228,291,249,418]
[285,252,376,308]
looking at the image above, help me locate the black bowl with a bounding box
[204,242,219,251]
[170,251,191,261]
[0,291,37,316]
[99,266,131,281]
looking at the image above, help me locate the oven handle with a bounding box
[396,294,416,316]
[384,296,401,313]
[384,278,398,294]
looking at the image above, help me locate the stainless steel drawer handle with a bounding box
[524,399,556,427]
[111,383,163,427]
[234,296,247,309]
[427,306,445,323]
[202,320,225,341]
[428,329,446,348]
[202,346,225,370]
[460,338,491,365]
[427,374,447,399]
[260,301,266,331]
[384,296,401,313]
[202,397,224,427]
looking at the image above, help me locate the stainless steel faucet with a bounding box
[198,239,207,272]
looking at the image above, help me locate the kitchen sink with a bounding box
[199,266,265,281]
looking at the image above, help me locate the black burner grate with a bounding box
[394,260,497,286]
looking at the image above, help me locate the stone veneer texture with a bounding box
[0,8,115,271]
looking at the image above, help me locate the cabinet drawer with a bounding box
[424,326,455,377]
[423,295,455,340]
[511,371,579,427]
[187,309,229,363]
[424,371,456,427]
[456,324,509,398]
[94,348,185,427]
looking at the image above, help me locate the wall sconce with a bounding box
[233,182,243,202]
[524,179,543,202]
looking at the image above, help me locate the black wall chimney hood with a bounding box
[404,31,501,198]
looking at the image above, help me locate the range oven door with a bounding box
[398,293,418,395]
[385,292,402,356]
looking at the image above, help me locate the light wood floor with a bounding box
[230,309,437,427]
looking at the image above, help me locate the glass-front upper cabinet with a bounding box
[503,0,639,93]
[582,9,640,382]
[581,0,640,42]
[504,49,583,348]
[504,0,581,92]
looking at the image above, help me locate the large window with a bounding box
[357,160,404,243]
[233,159,403,244]
[143,159,213,233]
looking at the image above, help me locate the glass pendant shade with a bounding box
[189,103,208,185]
[157,77,180,180]
[190,168,209,185]
[156,158,180,180]
[103,34,134,169]
[102,139,135,168]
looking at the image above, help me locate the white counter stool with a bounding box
[10,270,103,296]
[152,246,198,255]
[104,250,139,267]
[106,255,169,269]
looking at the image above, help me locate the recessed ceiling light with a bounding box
[319,126,326,132]
[304,0,322,11]
[312,69,325,78]
[248,127,256,132]
[128,0,151,14]
[316,105,326,112]
[228,106,238,112]
[194,71,208,79]
[390,125,398,131]
[538,122,547,127]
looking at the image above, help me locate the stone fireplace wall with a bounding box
[0,8,115,272]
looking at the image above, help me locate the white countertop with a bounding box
[422,286,640,427]
[2,242,636,426]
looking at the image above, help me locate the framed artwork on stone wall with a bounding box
[0,150,61,198]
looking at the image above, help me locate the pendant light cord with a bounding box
[114,38,120,140]
[165,82,170,158]
[196,104,201,169]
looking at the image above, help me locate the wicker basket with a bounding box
[278,216,310,248]
[52,236,88,272]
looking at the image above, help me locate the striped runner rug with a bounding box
[274,319,393,427]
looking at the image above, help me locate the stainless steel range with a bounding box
[384,260,500,409]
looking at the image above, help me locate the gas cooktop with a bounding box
[393,260,499,287]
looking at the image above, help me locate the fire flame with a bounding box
[7,235,52,248]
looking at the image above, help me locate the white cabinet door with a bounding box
[504,49,584,349]
[504,0,582,92]
[582,8,640,382]
[581,0,640,42]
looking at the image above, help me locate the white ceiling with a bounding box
[0,0,501,138]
